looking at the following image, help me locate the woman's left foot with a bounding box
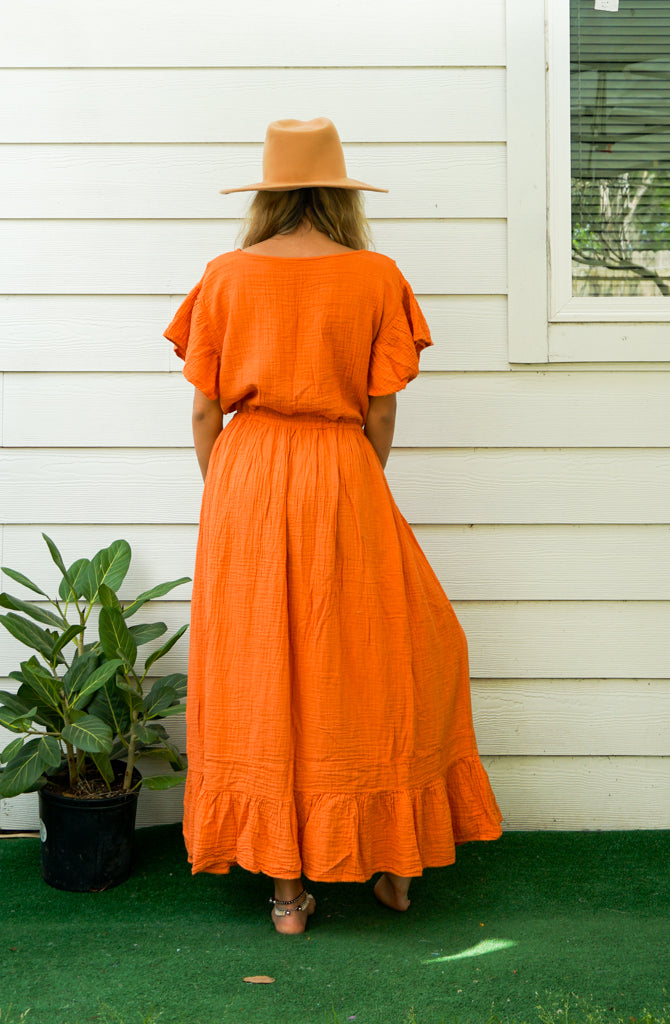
[269,888,316,935]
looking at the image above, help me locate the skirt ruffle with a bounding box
[182,755,503,882]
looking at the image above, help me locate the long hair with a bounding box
[236,187,375,251]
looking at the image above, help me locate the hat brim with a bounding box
[219,178,389,194]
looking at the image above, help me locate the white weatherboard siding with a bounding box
[1,0,668,834]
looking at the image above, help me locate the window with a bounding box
[570,0,670,300]
[506,0,670,362]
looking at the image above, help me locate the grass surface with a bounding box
[1,826,669,1024]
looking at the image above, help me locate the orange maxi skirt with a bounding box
[182,404,503,882]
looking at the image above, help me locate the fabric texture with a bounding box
[164,247,503,882]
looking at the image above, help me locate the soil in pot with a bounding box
[38,760,142,892]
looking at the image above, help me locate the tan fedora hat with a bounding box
[219,117,389,194]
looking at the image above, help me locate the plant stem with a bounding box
[123,712,139,790]
[76,606,86,657]
[60,694,78,787]
[65,739,77,787]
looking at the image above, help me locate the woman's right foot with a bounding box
[373,872,411,911]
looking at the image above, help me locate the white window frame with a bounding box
[506,0,670,363]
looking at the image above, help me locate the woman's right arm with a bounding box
[364,393,397,470]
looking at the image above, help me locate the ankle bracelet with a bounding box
[269,887,307,906]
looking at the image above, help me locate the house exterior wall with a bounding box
[1,0,668,831]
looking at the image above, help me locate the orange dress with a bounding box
[164,247,503,882]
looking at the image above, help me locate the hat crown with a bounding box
[218,115,389,193]
[262,118,347,184]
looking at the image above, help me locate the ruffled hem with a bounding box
[182,755,503,883]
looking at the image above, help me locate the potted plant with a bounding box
[0,533,191,891]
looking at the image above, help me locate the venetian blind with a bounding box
[570,0,670,297]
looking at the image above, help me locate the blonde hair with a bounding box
[236,187,375,251]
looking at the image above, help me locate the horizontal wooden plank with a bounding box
[0,0,506,67]
[0,295,510,373]
[471,679,670,756]
[0,143,507,219]
[0,296,173,372]
[1,449,668,524]
[4,756,669,831]
[3,680,668,758]
[398,371,670,447]
[1,600,668,679]
[0,220,507,295]
[484,756,670,830]
[458,601,670,679]
[549,322,670,364]
[0,69,506,143]
[7,371,670,448]
[5,523,670,601]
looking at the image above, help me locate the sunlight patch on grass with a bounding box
[422,936,517,964]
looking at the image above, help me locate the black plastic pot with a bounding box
[38,761,142,892]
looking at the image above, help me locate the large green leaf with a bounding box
[0,592,65,629]
[17,682,60,730]
[154,703,185,718]
[70,659,123,711]
[128,621,167,646]
[0,688,35,717]
[97,584,121,610]
[144,623,188,673]
[0,706,37,732]
[21,660,61,709]
[133,722,164,745]
[115,679,144,712]
[142,772,186,791]
[1,566,48,598]
[58,558,91,601]
[1,736,25,764]
[163,740,187,770]
[0,737,49,797]
[90,751,115,785]
[121,577,191,619]
[0,613,55,660]
[98,606,137,668]
[62,649,97,696]
[51,623,85,660]
[61,715,113,754]
[38,734,62,768]
[144,679,179,718]
[153,672,187,699]
[42,533,74,591]
[88,675,131,736]
[83,541,131,601]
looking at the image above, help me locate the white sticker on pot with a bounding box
[39,819,47,843]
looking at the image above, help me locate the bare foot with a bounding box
[373,872,412,912]
[270,892,316,935]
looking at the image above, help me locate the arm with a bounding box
[364,393,397,470]
[192,387,223,482]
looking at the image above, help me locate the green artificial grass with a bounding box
[1,826,668,1024]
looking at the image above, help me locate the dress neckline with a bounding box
[235,248,367,261]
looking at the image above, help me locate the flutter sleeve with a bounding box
[163,270,221,401]
[367,266,433,396]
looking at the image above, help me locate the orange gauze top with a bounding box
[164,248,433,420]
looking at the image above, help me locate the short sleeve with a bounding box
[163,271,221,401]
[367,267,433,396]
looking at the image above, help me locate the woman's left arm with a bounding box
[192,388,223,482]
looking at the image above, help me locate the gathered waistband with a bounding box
[234,407,363,430]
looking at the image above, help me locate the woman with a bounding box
[164,117,503,935]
